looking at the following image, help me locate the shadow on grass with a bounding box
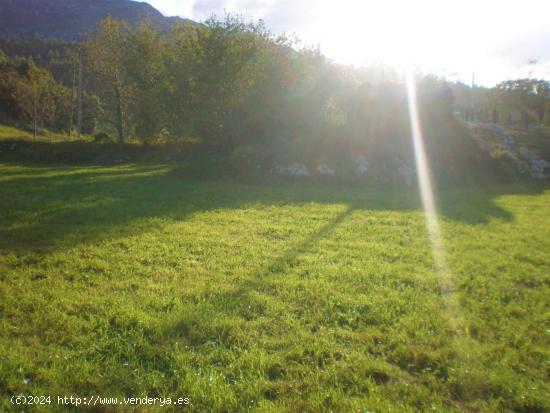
[0,138,206,165]
[0,159,547,254]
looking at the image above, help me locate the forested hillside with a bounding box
[0,0,195,40]
[1,9,549,182]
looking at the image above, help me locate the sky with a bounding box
[139,0,550,86]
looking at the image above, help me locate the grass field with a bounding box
[0,161,549,412]
[0,125,79,143]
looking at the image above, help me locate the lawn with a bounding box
[0,125,79,143]
[0,162,549,412]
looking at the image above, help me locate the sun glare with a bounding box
[294,0,550,84]
[405,68,463,331]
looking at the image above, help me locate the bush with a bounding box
[149,128,171,146]
[93,132,112,143]
[228,145,265,175]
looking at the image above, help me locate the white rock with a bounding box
[529,159,550,178]
[275,163,310,176]
[355,156,368,176]
[317,164,335,176]
[520,147,537,161]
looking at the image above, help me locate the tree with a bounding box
[14,64,60,139]
[86,16,133,143]
[0,48,21,120]
[495,79,549,126]
[183,15,274,149]
[125,21,168,143]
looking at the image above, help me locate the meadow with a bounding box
[0,153,549,412]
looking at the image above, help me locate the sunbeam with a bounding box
[405,70,463,332]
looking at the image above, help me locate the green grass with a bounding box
[0,124,33,140]
[0,162,549,412]
[0,124,84,143]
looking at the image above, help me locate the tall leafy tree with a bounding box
[13,64,65,139]
[125,21,169,143]
[0,48,21,120]
[86,16,133,143]
[185,15,273,149]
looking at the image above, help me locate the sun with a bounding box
[307,0,476,78]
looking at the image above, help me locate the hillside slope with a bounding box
[0,0,195,40]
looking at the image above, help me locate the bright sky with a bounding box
[140,0,550,86]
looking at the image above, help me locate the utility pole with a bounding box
[77,49,83,140]
[471,71,475,122]
[69,57,76,137]
[33,103,37,141]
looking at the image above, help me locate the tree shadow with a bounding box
[0,161,547,254]
[162,204,357,344]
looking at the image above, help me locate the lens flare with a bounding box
[405,70,462,331]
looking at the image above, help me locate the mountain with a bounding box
[0,0,195,40]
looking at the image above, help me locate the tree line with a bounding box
[452,79,550,127]
[0,40,97,138]
[0,14,548,176]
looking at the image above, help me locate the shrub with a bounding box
[228,145,265,175]
[93,132,112,143]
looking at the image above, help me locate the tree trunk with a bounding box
[33,102,37,141]
[114,85,124,143]
[77,51,83,140]
[69,60,76,137]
